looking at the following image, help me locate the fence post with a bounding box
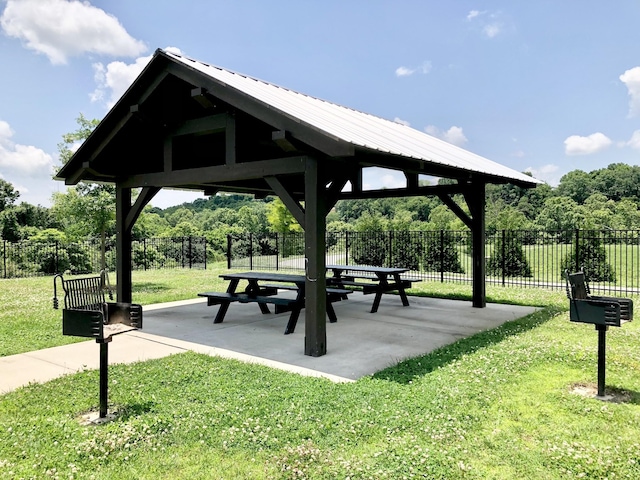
[575,229,580,272]
[55,241,59,274]
[275,233,279,271]
[143,238,147,271]
[180,237,185,268]
[3,240,6,279]
[188,236,193,269]
[249,233,253,270]
[388,231,393,267]
[439,230,445,283]
[204,237,207,270]
[501,230,506,286]
[226,234,232,269]
[345,231,349,265]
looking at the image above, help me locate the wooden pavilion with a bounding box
[57,49,541,357]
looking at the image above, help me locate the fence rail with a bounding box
[228,230,640,297]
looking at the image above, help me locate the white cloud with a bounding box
[0,120,53,174]
[627,130,640,150]
[0,0,146,65]
[395,66,414,77]
[525,164,559,185]
[620,66,640,117]
[394,117,411,127]
[466,10,510,38]
[395,61,431,78]
[92,46,182,109]
[483,23,502,38]
[467,10,483,21]
[564,132,612,155]
[425,125,468,147]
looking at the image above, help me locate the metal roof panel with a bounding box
[165,50,541,186]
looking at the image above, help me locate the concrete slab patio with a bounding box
[0,293,537,393]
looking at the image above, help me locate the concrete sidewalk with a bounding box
[0,295,538,394]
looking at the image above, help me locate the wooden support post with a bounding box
[116,184,132,303]
[304,157,327,357]
[467,182,486,308]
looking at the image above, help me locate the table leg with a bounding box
[214,278,239,324]
[395,274,410,306]
[284,284,306,334]
[284,306,303,334]
[326,300,338,323]
[370,290,383,313]
[245,280,271,314]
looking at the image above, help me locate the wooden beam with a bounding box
[226,114,236,164]
[164,137,172,172]
[325,175,350,211]
[171,114,228,137]
[272,130,297,152]
[339,183,468,200]
[438,193,472,229]
[121,156,308,188]
[265,176,305,228]
[125,187,160,232]
[191,87,216,109]
[405,172,419,189]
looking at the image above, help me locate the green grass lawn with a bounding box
[1,268,640,478]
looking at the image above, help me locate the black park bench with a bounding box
[53,271,142,419]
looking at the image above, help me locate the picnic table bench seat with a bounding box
[198,291,296,307]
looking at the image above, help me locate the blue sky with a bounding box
[1,0,639,208]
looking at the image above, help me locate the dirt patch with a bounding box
[569,382,633,403]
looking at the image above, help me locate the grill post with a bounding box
[98,338,110,418]
[596,324,608,397]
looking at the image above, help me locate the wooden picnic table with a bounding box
[326,264,420,313]
[198,271,350,334]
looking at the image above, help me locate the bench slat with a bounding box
[198,292,298,307]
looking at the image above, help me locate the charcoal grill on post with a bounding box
[565,269,633,397]
[53,271,142,419]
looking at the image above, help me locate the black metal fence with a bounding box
[228,230,640,296]
[0,236,207,278]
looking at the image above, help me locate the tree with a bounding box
[56,113,100,166]
[0,179,19,212]
[556,170,594,204]
[56,114,116,271]
[535,196,585,232]
[266,198,302,233]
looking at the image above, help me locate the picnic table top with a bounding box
[219,271,307,283]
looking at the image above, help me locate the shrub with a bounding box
[487,231,532,278]
[422,231,465,273]
[561,233,615,282]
